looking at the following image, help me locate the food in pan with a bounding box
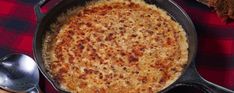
[42,0,188,93]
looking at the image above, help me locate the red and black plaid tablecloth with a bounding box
[0,0,234,93]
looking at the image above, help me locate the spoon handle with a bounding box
[26,85,42,93]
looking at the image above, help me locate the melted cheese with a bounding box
[42,0,188,93]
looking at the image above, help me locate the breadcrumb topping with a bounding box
[42,0,188,93]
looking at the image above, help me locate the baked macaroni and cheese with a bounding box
[42,0,188,93]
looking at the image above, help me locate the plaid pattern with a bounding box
[174,0,234,90]
[0,0,233,93]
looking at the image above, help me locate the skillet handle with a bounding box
[34,0,50,21]
[161,62,234,93]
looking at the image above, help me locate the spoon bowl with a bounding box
[0,54,39,93]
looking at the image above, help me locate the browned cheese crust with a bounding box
[42,0,188,93]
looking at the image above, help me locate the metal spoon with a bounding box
[0,54,40,93]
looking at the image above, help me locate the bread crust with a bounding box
[198,0,234,21]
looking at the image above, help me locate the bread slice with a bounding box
[197,0,234,21]
[227,0,234,19]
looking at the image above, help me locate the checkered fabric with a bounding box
[0,0,233,93]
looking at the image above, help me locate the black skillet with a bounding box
[33,0,234,93]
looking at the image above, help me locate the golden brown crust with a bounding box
[42,0,188,93]
[199,0,234,21]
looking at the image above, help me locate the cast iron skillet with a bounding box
[33,0,234,93]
